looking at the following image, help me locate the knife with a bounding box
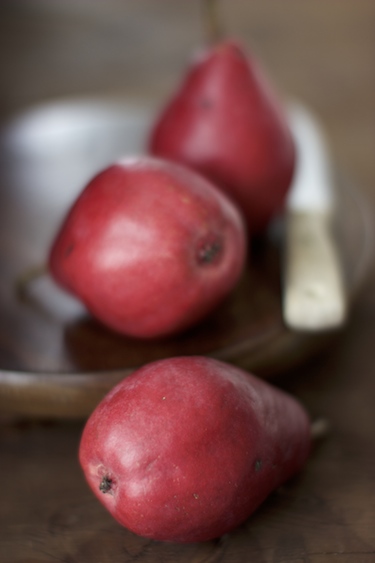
[283,103,347,331]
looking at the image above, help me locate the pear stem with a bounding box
[202,0,224,45]
[310,418,330,441]
[15,263,47,301]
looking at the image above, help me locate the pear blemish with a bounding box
[99,475,113,494]
[196,236,223,265]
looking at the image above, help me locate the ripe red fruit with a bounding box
[149,40,296,233]
[48,157,246,338]
[79,356,311,543]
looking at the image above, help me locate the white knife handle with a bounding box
[283,211,347,331]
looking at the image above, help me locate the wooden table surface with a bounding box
[1,1,375,561]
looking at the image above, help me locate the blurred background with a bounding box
[0,0,374,191]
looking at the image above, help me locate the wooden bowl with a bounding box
[0,98,373,418]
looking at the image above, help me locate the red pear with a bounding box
[79,356,311,543]
[149,40,296,233]
[48,157,246,338]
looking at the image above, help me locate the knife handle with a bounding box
[283,211,347,331]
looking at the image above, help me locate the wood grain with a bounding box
[0,1,375,561]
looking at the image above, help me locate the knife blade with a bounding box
[283,103,347,331]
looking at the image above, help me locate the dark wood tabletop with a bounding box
[1,1,375,561]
